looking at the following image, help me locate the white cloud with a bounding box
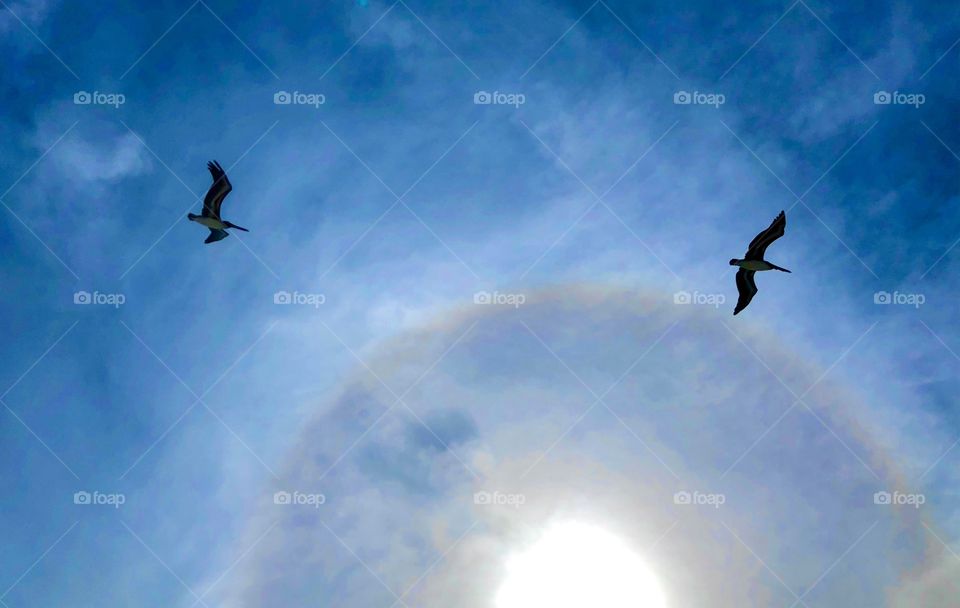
[50,130,151,183]
[0,0,54,34]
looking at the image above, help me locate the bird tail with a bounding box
[769,263,791,273]
[225,222,249,232]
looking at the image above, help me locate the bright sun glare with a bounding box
[496,522,667,608]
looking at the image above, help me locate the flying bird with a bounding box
[187,161,249,244]
[730,210,790,315]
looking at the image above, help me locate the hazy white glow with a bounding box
[496,522,667,608]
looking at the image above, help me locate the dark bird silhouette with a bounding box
[187,161,249,244]
[730,210,790,315]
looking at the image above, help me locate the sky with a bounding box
[0,0,959,605]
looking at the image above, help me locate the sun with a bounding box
[496,522,666,608]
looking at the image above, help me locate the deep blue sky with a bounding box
[1,0,959,605]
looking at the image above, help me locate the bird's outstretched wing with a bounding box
[745,210,786,260]
[202,161,232,218]
[204,228,230,244]
[734,268,757,315]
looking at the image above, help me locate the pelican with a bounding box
[731,210,791,315]
[187,161,249,244]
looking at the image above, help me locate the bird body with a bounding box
[730,210,790,315]
[187,214,229,230]
[733,259,776,271]
[187,161,249,244]
[731,259,790,272]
